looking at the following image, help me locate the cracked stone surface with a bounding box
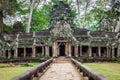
[39,62,83,80]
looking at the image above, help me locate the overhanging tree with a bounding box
[0,0,17,32]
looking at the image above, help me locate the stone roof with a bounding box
[74,29,89,36]
[35,30,50,36]
[18,43,33,46]
[19,33,33,39]
[7,34,17,41]
[106,32,118,38]
[91,41,108,46]
[90,31,105,37]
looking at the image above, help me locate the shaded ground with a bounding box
[39,57,83,80]
[84,63,120,80]
[0,63,39,80]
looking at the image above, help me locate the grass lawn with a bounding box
[0,62,40,80]
[84,63,120,80]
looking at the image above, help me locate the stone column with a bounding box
[65,42,69,56]
[14,48,18,58]
[45,46,49,57]
[89,46,92,57]
[53,42,57,57]
[42,46,44,56]
[112,47,115,57]
[65,43,67,56]
[98,46,101,57]
[8,50,11,58]
[57,45,59,56]
[32,46,36,57]
[107,47,110,57]
[68,43,71,57]
[117,45,120,57]
[107,47,109,57]
[24,48,26,58]
[74,45,78,57]
[80,45,82,56]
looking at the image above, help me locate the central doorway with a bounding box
[59,43,65,56]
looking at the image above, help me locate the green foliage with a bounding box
[2,0,119,32]
[3,24,12,34]
[30,8,49,32]
[30,0,77,32]
[51,0,59,4]
[0,0,17,16]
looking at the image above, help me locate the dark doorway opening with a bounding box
[49,47,52,57]
[82,46,88,56]
[26,48,32,57]
[71,46,74,56]
[5,50,8,58]
[11,50,14,58]
[115,48,118,57]
[18,48,24,57]
[101,47,106,57]
[92,47,98,57]
[59,44,65,56]
[36,46,42,53]
[36,46,42,57]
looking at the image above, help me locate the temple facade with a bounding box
[1,1,120,58]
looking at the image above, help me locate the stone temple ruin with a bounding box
[0,1,120,59]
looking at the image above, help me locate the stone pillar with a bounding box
[57,46,59,56]
[107,47,110,57]
[24,48,26,58]
[32,46,36,57]
[98,46,101,57]
[42,46,44,56]
[68,43,71,57]
[89,46,92,57]
[117,45,120,57]
[14,48,18,58]
[65,43,67,56]
[45,46,49,57]
[107,47,109,57]
[80,45,82,56]
[65,43,69,56]
[53,42,57,57]
[74,45,78,57]
[8,50,11,58]
[112,47,115,57]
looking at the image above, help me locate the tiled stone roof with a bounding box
[106,32,118,38]
[74,29,89,35]
[35,30,50,36]
[19,33,33,38]
[90,31,105,37]
[7,34,17,41]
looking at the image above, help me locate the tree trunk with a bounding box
[26,0,35,33]
[82,1,89,28]
[0,11,3,32]
[115,19,120,32]
[76,0,81,28]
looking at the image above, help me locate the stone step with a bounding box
[53,56,70,63]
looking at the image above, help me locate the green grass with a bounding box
[0,62,40,80]
[84,63,120,80]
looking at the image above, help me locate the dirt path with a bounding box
[39,57,83,80]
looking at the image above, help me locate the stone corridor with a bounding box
[39,57,83,80]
